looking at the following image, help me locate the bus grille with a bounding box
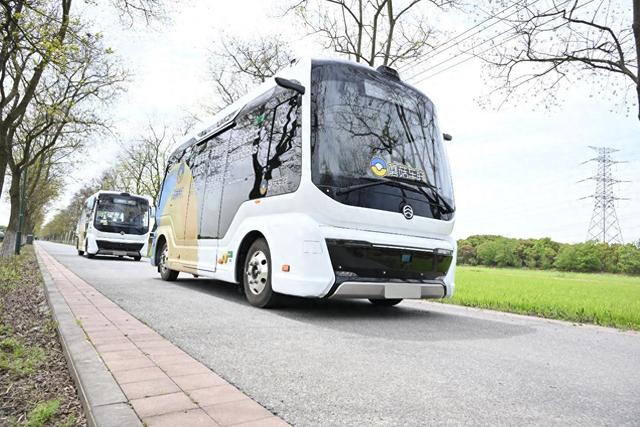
[96,240,144,252]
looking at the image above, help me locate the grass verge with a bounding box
[439,266,640,331]
[0,246,85,426]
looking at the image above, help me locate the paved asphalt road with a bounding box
[39,241,639,426]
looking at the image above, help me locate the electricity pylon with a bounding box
[579,146,627,244]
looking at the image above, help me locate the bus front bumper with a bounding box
[330,281,446,299]
[86,235,147,257]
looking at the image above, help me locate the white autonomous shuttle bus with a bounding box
[150,58,456,308]
[76,191,152,261]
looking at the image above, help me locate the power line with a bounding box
[405,0,592,84]
[398,0,534,74]
[580,146,628,244]
[408,32,521,84]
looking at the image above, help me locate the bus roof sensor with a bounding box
[376,65,400,81]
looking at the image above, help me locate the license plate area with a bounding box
[113,251,128,256]
[384,284,421,299]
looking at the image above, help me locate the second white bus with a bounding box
[76,191,151,261]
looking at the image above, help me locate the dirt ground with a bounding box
[0,246,85,426]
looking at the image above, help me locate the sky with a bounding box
[1,0,638,243]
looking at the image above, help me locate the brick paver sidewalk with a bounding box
[37,246,289,427]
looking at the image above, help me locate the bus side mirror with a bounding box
[150,206,156,218]
[443,133,453,141]
[275,77,306,95]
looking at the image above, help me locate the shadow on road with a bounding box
[168,277,534,343]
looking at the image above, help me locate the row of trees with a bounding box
[458,235,640,274]
[0,0,163,257]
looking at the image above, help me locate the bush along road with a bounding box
[0,247,85,427]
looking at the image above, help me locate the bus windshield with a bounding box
[311,61,455,218]
[94,195,149,234]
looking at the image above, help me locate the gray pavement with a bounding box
[39,241,640,426]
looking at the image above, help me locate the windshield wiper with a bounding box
[394,178,455,214]
[334,177,399,195]
[334,177,454,214]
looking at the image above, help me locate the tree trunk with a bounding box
[0,131,8,198]
[633,0,640,121]
[0,176,21,258]
[0,149,6,199]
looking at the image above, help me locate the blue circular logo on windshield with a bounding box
[370,157,387,177]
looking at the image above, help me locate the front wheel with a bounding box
[369,298,403,307]
[158,241,179,281]
[243,238,280,308]
[132,255,142,262]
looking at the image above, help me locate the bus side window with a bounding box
[217,104,266,237]
[263,91,302,196]
[217,87,302,238]
[186,140,210,209]
[157,153,181,211]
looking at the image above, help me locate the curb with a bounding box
[35,246,142,427]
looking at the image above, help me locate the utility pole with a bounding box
[579,146,627,244]
[14,168,27,255]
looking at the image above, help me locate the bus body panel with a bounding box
[151,58,457,301]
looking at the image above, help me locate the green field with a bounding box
[440,266,640,331]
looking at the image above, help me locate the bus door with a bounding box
[194,131,231,272]
[158,151,192,264]
[181,141,210,270]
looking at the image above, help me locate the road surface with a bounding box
[39,241,640,426]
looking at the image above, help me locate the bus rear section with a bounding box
[151,58,456,308]
[76,191,151,261]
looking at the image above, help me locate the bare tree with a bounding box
[288,0,458,67]
[101,119,194,204]
[208,34,296,113]
[479,0,640,120]
[109,0,166,24]
[38,180,99,240]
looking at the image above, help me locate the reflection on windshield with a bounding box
[311,61,455,219]
[94,196,149,233]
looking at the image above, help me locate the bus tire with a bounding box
[158,240,179,281]
[133,255,142,261]
[243,238,279,308]
[369,298,403,307]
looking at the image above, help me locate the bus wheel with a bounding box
[158,241,178,281]
[369,298,403,307]
[243,238,279,308]
[133,256,142,262]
